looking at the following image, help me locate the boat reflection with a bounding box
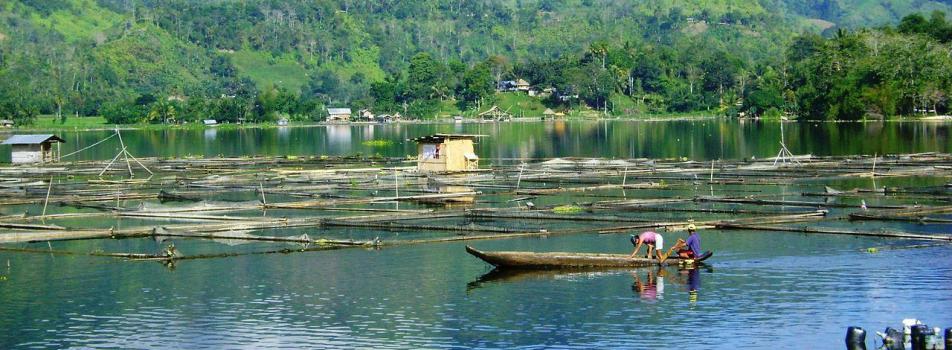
[466,267,624,291]
[468,265,712,303]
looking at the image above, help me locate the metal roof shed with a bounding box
[2,134,65,164]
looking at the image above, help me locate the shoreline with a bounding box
[1,114,950,133]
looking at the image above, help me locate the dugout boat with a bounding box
[466,245,712,269]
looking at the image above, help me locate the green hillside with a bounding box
[2,0,952,124]
[229,50,309,91]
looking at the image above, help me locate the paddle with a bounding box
[657,239,687,264]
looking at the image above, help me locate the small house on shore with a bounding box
[0,119,13,128]
[2,134,65,164]
[203,119,218,126]
[514,79,531,92]
[412,134,482,172]
[497,79,532,92]
[327,108,352,122]
[357,109,374,122]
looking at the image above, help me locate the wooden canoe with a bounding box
[466,245,712,269]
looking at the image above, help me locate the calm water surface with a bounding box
[1,120,951,349]
[1,119,950,162]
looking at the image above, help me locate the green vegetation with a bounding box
[2,0,952,125]
[495,93,547,117]
[361,140,394,148]
[31,116,107,129]
[552,205,584,214]
[230,50,308,92]
[28,0,121,42]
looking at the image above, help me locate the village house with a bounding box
[357,109,374,122]
[203,119,218,126]
[0,119,13,128]
[375,113,401,123]
[513,79,531,92]
[412,134,482,172]
[497,79,532,93]
[2,134,65,164]
[326,108,352,122]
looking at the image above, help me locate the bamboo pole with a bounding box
[41,175,53,219]
[715,223,952,241]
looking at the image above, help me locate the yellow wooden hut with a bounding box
[412,134,482,172]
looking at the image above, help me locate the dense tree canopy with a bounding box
[2,0,952,123]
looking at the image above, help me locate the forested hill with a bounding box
[2,0,952,124]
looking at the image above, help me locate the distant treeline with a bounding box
[2,0,952,124]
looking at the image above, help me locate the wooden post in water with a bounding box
[116,128,134,177]
[259,181,267,205]
[394,167,399,210]
[41,175,53,220]
[622,165,629,186]
[516,163,525,191]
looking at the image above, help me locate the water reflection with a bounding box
[325,125,352,151]
[5,120,951,163]
[632,268,665,302]
[203,127,217,141]
[466,268,623,291]
[685,267,700,304]
[468,265,709,305]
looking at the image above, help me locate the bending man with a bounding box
[630,231,666,260]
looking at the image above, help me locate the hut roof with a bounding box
[515,79,530,86]
[327,108,352,115]
[543,108,555,115]
[410,134,485,144]
[2,134,65,145]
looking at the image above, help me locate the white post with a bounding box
[41,175,53,220]
[394,168,399,210]
[259,181,267,205]
[622,164,628,186]
[516,163,525,191]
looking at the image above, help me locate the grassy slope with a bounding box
[494,92,547,117]
[229,50,309,91]
[838,0,951,26]
[30,116,107,129]
[26,0,122,42]
[91,23,211,93]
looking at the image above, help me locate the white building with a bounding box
[2,134,65,164]
[327,108,352,122]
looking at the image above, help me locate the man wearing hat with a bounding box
[675,224,701,259]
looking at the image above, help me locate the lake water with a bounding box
[1,119,949,162]
[1,120,951,349]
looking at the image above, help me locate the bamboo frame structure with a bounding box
[0,152,949,261]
